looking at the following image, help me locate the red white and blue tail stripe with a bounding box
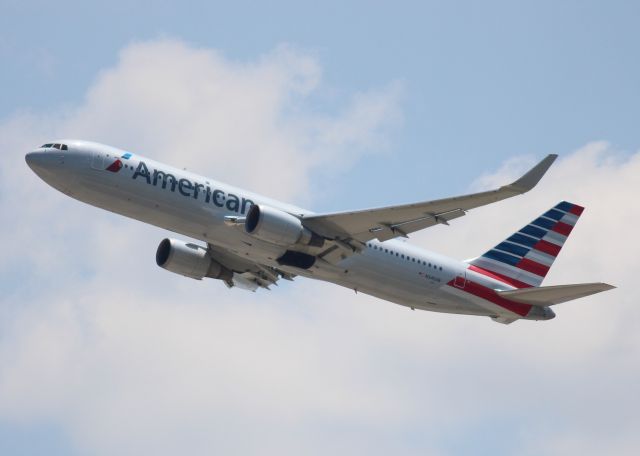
[467,201,584,288]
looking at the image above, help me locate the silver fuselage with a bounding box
[25,140,549,321]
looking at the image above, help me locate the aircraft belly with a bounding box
[315,251,488,316]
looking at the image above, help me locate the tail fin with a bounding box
[467,201,584,288]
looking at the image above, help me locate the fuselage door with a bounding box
[453,270,467,289]
[91,151,117,171]
[91,150,105,170]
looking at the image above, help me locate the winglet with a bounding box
[505,154,558,193]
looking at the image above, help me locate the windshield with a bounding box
[40,143,68,150]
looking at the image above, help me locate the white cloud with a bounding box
[55,40,401,203]
[0,37,402,297]
[1,39,638,455]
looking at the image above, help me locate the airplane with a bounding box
[25,140,614,324]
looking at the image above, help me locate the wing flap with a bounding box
[497,282,615,306]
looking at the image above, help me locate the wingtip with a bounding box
[507,154,558,193]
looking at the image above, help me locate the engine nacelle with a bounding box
[244,204,323,247]
[155,238,232,281]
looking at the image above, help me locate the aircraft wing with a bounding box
[207,243,295,291]
[302,154,557,245]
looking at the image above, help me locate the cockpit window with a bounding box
[40,143,68,150]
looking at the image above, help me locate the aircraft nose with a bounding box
[25,148,62,175]
[25,150,46,171]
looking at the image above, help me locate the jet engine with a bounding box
[156,238,233,281]
[244,204,324,247]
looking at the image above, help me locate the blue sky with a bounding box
[1,1,639,455]
[3,0,639,207]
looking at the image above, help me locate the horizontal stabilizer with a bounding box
[497,282,615,306]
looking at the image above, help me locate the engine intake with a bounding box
[156,238,232,281]
[245,205,323,247]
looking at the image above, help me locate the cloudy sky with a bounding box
[1,1,639,454]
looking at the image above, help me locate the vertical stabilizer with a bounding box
[467,201,584,288]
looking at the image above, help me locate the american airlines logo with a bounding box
[131,161,254,214]
[105,153,132,173]
[106,159,123,172]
